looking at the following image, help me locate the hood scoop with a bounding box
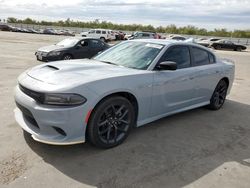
[43,65,59,71]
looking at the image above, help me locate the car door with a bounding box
[150,45,201,117]
[225,41,234,50]
[88,39,104,57]
[190,47,222,102]
[73,39,91,59]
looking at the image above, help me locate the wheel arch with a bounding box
[221,77,229,86]
[85,91,139,139]
[62,53,74,59]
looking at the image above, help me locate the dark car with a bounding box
[0,24,13,31]
[35,37,110,62]
[43,28,57,35]
[210,39,247,51]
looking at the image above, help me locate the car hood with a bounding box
[25,59,141,86]
[38,44,68,53]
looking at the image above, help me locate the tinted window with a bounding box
[90,40,102,48]
[142,33,150,37]
[80,40,88,47]
[210,38,219,41]
[208,53,215,63]
[96,30,101,34]
[160,46,191,69]
[102,30,106,34]
[172,37,185,41]
[192,47,210,66]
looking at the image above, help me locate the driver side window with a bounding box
[159,46,191,69]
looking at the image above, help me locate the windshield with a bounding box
[93,41,164,70]
[56,38,79,47]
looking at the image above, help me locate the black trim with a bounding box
[155,44,192,70]
[16,102,39,129]
[19,84,44,103]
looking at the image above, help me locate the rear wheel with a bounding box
[236,47,242,51]
[208,80,228,110]
[215,45,221,50]
[87,96,135,148]
[62,54,73,60]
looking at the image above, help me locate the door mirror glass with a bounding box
[156,61,177,71]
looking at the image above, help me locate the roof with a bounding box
[131,39,215,53]
[131,39,182,45]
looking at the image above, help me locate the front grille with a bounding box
[19,84,44,103]
[16,102,39,129]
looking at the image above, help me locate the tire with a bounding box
[207,79,228,110]
[236,47,242,51]
[87,96,135,148]
[100,37,105,42]
[215,45,221,50]
[62,54,73,60]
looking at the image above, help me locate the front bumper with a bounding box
[14,86,88,145]
[35,51,61,62]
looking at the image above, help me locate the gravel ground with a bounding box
[0,31,250,188]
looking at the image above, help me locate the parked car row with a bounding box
[0,23,75,36]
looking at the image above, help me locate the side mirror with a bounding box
[156,61,177,71]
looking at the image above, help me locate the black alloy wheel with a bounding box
[215,45,221,50]
[236,47,242,51]
[87,96,135,148]
[208,80,228,110]
[63,54,72,60]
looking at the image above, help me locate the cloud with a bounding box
[0,0,249,30]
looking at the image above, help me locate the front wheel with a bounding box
[215,45,221,50]
[207,80,228,110]
[87,96,135,148]
[62,54,72,60]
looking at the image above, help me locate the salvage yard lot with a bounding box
[0,31,250,188]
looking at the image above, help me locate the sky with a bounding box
[0,0,250,30]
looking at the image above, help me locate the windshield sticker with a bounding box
[145,43,163,49]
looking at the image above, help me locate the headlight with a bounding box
[43,93,86,106]
[48,51,61,56]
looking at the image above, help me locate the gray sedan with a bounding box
[14,39,235,148]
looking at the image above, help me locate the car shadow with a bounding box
[23,99,250,188]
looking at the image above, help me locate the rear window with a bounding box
[102,30,106,34]
[96,30,101,34]
[192,47,210,66]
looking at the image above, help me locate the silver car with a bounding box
[14,39,235,148]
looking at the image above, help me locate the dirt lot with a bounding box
[0,31,250,188]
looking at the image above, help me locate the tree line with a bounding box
[6,17,250,38]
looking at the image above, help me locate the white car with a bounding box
[81,29,114,42]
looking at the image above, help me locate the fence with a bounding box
[7,23,250,46]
